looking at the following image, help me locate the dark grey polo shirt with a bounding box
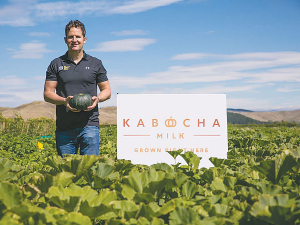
[46,51,108,131]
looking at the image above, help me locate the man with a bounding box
[44,20,111,156]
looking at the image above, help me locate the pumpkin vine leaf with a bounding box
[167,149,183,164]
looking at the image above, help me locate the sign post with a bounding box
[117,94,228,168]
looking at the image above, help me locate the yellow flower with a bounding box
[38,142,44,150]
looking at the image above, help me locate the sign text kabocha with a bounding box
[117,94,228,168]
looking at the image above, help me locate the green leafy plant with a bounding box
[0,120,300,224]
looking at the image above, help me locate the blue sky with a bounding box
[0,0,299,111]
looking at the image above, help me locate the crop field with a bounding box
[0,115,300,224]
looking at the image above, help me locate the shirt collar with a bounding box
[63,51,88,62]
[83,51,87,60]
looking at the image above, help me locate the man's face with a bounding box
[64,27,87,52]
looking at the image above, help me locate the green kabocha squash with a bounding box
[69,93,93,110]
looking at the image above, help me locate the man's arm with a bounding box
[44,81,67,105]
[44,81,80,111]
[97,80,111,102]
[86,81,111,111]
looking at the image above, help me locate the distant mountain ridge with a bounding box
[1,101,300,124]
[227,112,263,124]
[227,108,253,112]
[228,109,300,123]
[0,107,10,113]
[0,101,116,125]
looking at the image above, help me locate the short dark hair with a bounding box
[65,20,86,37]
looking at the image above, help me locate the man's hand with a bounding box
[85,96,98,111]
[66,96,81,112]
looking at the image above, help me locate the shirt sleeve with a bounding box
[96,60,108,83]
[46,60,58,81]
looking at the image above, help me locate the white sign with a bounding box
[117,94,228,168]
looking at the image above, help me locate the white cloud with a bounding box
[170,51,300,83]
[172,51,300,62]
[110,60,248,88]
[171,53,208,60]
[276,87,299,93]
[0,76,26,86]
[13,88,44,103]
[244,67,300,83]
[90,38,156,52]
[29,32,50,37]
[0,87,44,107]
[276,83,300,93]
[33,1,112,18]
[8,41,53,59]
[0,0,183,27]
[0,0,35,26]
[133,84,261,94]
[109,51,300,89]
[108,0,183,14]
[110,69,240,88]
[186,85,262,94]
[0,76,44,107]
[111,30,148,36]
[32,76,46,81]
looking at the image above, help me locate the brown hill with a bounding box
[1,101,117,125]
[98,106,117,125]
[2,101,300,124]
[2,101,56,120]
[0,107,10,113]
[228,110,300,123]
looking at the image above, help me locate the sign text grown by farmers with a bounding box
[117,94,228,168]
